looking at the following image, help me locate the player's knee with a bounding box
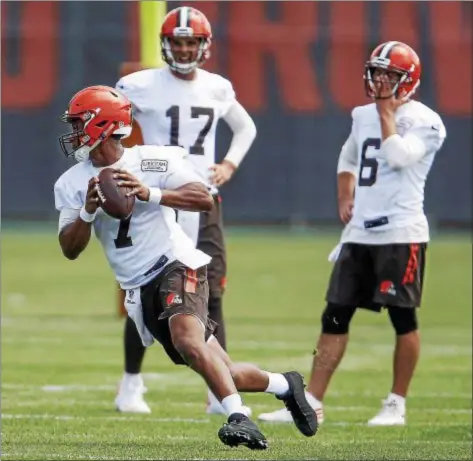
[321,303,357,335]
[228,363,245,388]
[387,307,418,335]
[173,337,208,366]
[172,328,207,366]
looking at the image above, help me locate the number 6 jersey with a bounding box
[340,100,446,245]
[54,145,211,289]
[116,67,236,195]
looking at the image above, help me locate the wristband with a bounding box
[148,187,163,204]
[79,206,96,223]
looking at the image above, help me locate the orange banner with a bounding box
[1,2,58,110]
[2,2,471,116]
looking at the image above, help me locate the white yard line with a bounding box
[2,398,471,415]
[2,382,471,399]
[1,413,209,423]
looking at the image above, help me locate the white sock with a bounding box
[123,372,142,387]
[264,372,290,396]
[305,391,322,409]
[207,389,222,407]
[387,392,406,408]
[221,393,245,416]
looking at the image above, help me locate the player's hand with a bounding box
[209,160,237,187]
[113,169,150,202]
[375,73,404,116]
[339,198,354,225]
[85,177,100,214]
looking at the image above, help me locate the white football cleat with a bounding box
[367,399,406,426]
[115,374,151,414]
[258,392,324,424]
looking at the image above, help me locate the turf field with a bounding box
[2,227,472,460]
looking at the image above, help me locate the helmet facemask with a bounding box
[364,58,419,101]
[59,111,99,162]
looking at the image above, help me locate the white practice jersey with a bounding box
[116,66,235,194]
[54,145,211,289]
[342,100,446,245]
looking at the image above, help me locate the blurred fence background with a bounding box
[2,1,471,227]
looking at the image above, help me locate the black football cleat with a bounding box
[218,412,269,450]
[276,371,318,437]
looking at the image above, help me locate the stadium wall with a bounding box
[2,1,471,226]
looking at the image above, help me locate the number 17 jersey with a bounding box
[116,66,236,190]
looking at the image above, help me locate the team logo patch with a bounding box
[141,159,168,172]
[166,292,183,306]
[380,280,397,296]
[396,118,414,136]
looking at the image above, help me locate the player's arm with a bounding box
[158,154,213,211]
[378,122,446,170]
[337,132,358,224]
[117,180,213,212]
[210,85,257,186]
[56,177,100,260]
[151,183,214,212]
[113,159,213,212]
[375,84,446,169]
[221,100,257,166]
[377,107,426,169]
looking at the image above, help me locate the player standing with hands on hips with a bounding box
[259,41,446,427]
[114,6,257,416]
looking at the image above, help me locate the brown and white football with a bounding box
[97,168,135,220]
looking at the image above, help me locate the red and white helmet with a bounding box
[160,6,212,74]
[59,85,132,162]
[364,41,421,100]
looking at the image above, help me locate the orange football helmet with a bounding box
[364,41,421,100]
[59,86,132,162]
[160,6,212,74]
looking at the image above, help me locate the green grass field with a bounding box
[2,228,472,460]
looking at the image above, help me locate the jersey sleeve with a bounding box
[115,72,151,113]
[337,131,358,175]
[350,106,364,144]
[54,175,83,211]
[58,208,80,234]
[404,118,447,154]
[217,77,236,117]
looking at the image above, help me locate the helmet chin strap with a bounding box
[73,138,101,163]
[171,60,199,74]
[73,145,91,163]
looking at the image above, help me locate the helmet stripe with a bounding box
[378,41,399,59]
[179,7,190,28]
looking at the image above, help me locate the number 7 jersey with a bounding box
[116,67,236,190]
[54,145,211,289]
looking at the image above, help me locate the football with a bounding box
[97,168,135,220]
